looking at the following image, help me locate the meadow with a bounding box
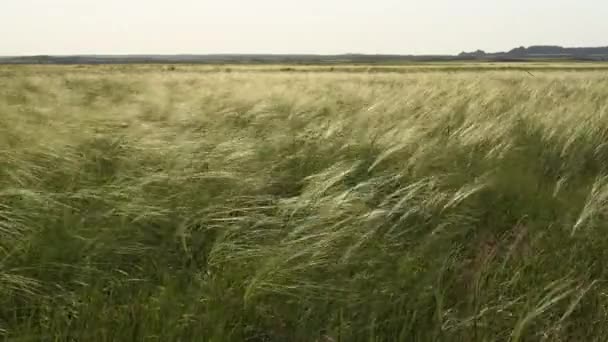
[2,64,608,341]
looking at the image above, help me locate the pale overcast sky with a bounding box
[2,0,607,55]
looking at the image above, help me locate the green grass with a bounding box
[2,64,608,341]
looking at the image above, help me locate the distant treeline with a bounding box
[458,45,608,61]
[1,46,608,64]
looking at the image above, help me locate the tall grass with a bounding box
[1,65,608,340]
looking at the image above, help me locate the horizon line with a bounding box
[1,46,607,58]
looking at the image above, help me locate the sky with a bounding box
[2,0,607,56]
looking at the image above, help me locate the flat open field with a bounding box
[2,64,608,341]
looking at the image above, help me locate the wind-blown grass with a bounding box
[1,65,608,340]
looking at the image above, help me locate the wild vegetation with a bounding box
[2,64,608,341]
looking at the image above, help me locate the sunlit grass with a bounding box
[1,65,608,340]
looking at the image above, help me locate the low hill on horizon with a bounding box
[459,45,608,60]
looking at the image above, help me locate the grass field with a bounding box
[2,64,608,341]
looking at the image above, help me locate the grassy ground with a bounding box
[2,65,608,341]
